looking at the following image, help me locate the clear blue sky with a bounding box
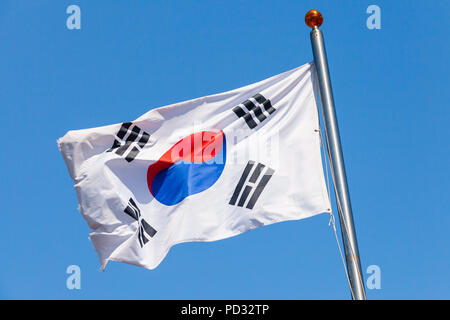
[1,0,449,299]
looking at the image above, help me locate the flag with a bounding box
[58,62,331,270]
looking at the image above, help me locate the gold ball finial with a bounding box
[305,10,323,28]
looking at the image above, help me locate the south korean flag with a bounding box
[58,62,331,270]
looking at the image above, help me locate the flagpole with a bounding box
[305,10,366,300]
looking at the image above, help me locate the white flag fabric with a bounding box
[58,62,331,270]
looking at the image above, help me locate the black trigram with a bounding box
[232,93,276,129]
[107,122,150,162]
[124,198,157,247]
[229,161,275,210]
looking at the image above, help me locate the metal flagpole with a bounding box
[305,10,367,300]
